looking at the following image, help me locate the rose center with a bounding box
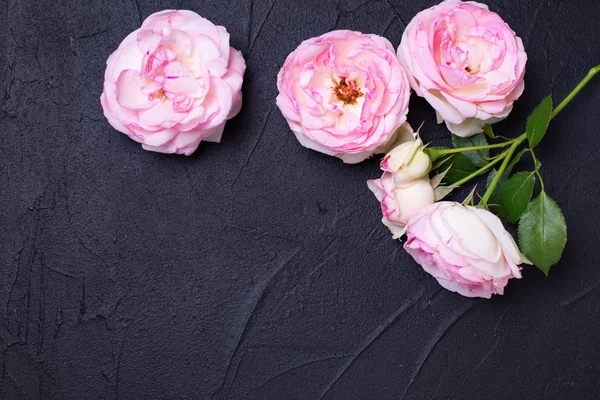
[332,77,363,106]
[149,88,168,102]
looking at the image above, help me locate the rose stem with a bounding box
[479,63,600,206]
[551,64,600,119]
[437,142,511,155]
[479,140,521,205]
[451,151,509,188]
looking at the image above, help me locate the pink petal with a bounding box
[115,69,155,109]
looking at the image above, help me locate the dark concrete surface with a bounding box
[1,0,599,399]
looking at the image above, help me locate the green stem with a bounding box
[477,64,600,204]
[535,170,545,193]
[437,141,512,155]
[479,137,525,205]
[442,64,600,204]
[529,149,546,192]
[551,64,600,119]
[452,151,509,188]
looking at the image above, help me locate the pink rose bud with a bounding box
[277,30,411,164]
[368,124,435,238]
[405,202,531,299]
[100,10,246,155]
[397,0,527,137]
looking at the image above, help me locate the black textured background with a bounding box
[1,0,599,399]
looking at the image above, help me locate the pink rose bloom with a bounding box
[397,0,527,137]
[276,30,410,164]
[101,10,246,155]
[404,202,530,298]
[368,124,435,238]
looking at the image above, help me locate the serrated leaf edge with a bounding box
[526,96,553,148]
[518,193,568,275]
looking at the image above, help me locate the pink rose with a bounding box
[276,30,410,163]
[368,124,435,238]
[100,10,246,155]
[397,0,527,137]
[404,202,530,298]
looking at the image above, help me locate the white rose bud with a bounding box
[380,126,432,188]
[368,123,436,239]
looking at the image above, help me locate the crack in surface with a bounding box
[383,0,408,27]
[560,281,599,307]
[318,288,427,399]
[400,303,478,399]
[247,0,278,54]
[231,105,275,189]
[212,245,303,398]
[249,355,352,395]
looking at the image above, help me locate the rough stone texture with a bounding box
[1,0,599,399]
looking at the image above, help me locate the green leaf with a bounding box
[486,149,529,219]
[451,133,489,167]
[483,124,496,139]
[442,154,476,185]
[518,192,567,275]
[501,172,536,223]
[526,96,553,148]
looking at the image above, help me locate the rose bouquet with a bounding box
[275,0,599,298]
[370,0,600,298]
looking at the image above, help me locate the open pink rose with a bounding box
[101,10,246,155]
[397,0,527,137]
[404,202,530,298]
[368,124,435,238]
[277,30,410,163]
